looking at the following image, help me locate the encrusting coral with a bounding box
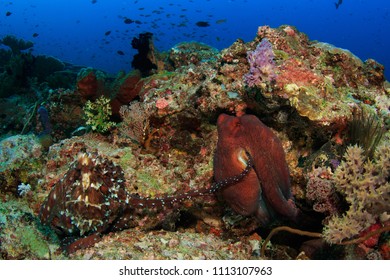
[323,142,390,244]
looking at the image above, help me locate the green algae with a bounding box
[118,147,135,168]
[17,225,51,259]
[136,171,163,195]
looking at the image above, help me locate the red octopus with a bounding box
[213,114,300,225]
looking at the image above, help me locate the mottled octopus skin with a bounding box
[39,153,128,239]
[214,113,299,225]
[40,151,253,253]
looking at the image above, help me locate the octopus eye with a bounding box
[237,148,250,167]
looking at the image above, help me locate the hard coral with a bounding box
[168,41,219,69]
[245,25,389,127]
[276,57,323,88]
[323,143,390,244]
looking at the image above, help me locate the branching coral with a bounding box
[83,96,116,133]
[323,143,390,244]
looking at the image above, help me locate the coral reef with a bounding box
[0,199,62,259]
[118,100,152,145]
[168,41,219,69]
[70,228,257,260]
[0,134,44,195]
[31,55,65,83]
[0,25,389,260]
[244,25,387,126]
[0,36,69,99]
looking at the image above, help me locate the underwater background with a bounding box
[1,0,389,77]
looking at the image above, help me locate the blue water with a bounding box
[1,0,389,78]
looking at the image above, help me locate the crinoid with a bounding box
[347,108,385,159]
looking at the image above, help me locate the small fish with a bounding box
[124,18,134,24]
[6,11,12,16]
[196,21,210,27]
[117,50,125,55]
[32,33,39,38]
[104,31,111,36]
[216,19,227,24]
[91,0,97,4]
[335,0,343,9]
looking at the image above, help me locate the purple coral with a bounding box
[244,38,277,87]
